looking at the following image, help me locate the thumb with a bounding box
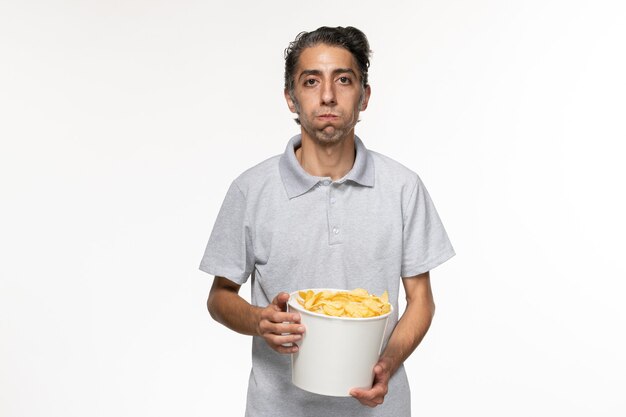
[374,360,391,382]
[273,292,290,310]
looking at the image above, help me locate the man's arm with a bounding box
[350,271,435,407]
[207,276,304,353]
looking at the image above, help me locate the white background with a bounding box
[1,1,625,416]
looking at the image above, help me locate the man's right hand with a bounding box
[256,292,304,354]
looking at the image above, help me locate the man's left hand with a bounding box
[349,359,391,407]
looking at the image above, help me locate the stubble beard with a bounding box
[292,98,361,147]
[310,123,350,145]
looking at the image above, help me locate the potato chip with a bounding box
[295,288,391,318]
[349,288,369,297]
[322,304,344,316]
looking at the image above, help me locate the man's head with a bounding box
[283,26,372,144]
[284,26,371,98]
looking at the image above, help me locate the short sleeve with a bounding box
[401,176,455,277]
[199,181,255,284]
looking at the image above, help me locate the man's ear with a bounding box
[284,89,297,113]
[360,85,372,111]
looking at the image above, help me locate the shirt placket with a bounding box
[325,180,343,246]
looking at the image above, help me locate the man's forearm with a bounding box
[207,279,303,354]
[379,293,435,375]
[207,284,262,336]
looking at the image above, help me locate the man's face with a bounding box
[285,44,371,145]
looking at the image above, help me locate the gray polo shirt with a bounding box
[200,135,455,417]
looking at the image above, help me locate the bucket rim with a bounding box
[287,289,393,322]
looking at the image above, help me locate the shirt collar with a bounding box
[279,134,375,199]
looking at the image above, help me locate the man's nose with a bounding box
[321,81,336,106]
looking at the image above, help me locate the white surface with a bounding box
[288,290,391,397]
[1,1,625,416]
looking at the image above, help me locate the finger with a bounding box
[272,292,290,310]
[350,388,374,400]
[349,388,364,398]
[259,319,304,337]
[362,399,381,408]
[350,386,385,403]
[360,395,381,407]
[274,322,305,335]
[272,291,289,304]
[263,324,305,341]
[373,363,390,384]
[350,390,381,408]
[371,379,389,397]
[272,342,300,354]
[356,396,383,407]
[374,363,388,375]
[350,387,377,399]
[268,332,302,346]
[373,365,385,381]
[265,310,302,326]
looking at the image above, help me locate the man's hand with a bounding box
[349,359,391,407]
[349,271,435,408]
[207,280,304,353]
[256,292,304,354]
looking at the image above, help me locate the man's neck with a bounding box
[296,132,356,181]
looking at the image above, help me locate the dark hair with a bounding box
[284,26,371,95]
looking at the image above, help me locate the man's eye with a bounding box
[305,79,317,86]
[338,76,351,84]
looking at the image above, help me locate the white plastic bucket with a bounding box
[287,289,392,397]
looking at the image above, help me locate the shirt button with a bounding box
[332,226,340,234]
[322,180,331,186]
[330,197,336,204]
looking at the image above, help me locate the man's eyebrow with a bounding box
[298,68,358,79]
[298,69,322,79]
[332,68,357,76]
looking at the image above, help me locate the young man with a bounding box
[200,26,455,417]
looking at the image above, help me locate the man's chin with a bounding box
[301,122,351,145]
[315,128,346,144]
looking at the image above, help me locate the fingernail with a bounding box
[293,335,301,340]
[297,326,304,332]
